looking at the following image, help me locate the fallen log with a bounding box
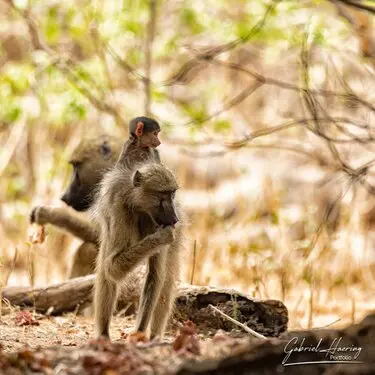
[2,275,288,337]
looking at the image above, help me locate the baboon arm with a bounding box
[31,206,98,244]
[106,228,173,281]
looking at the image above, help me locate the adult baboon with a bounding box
[30,134,122,277]
[61,135,122,211]
[93,162,182,339]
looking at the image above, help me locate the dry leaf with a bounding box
[15,311,39,326]
[27,224,46,244]
[127,331,148,344]
[173,320,200,355]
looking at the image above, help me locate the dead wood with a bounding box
[2,275,288,337]
[177,313,375,374]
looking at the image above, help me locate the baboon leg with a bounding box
[150,245,180,339]
[94,269,118,338]
[69,242,97,278]
[135,252,166,334]
[31,206,98,243]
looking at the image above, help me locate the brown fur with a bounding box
[92,162,183,339]
[30,134,122,278]
[30,133,163,280]
[61,134,122,211]
[116,136,161,169]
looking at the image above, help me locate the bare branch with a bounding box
[162,0,281,86]
[333,0,375,14]
[106,45,146,81]
[1,0,126,126]
[144,0,158,115]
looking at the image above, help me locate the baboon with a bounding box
[116,116,161,168]
[30,134,122,277]
[60,117,161,211]
[31,115,163,279]
[93,161,182,339]
[61,135,122,212]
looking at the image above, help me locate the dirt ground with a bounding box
[1,305,375,374]
[0,308,256,374]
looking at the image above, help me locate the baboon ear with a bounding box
[133,170,142,187]
[135,122,144,137]
[100,141,112,159]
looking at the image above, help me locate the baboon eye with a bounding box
[71,161,82,168]
[100,142,112,158]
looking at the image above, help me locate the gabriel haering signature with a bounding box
[283,337,363,366]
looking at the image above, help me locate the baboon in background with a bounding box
[93,161,182,339]
[31,134,122,277]
[61,135,122,212]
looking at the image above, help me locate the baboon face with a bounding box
[61,138,119,211]
[139,131,161,148]
[133,164,179,227]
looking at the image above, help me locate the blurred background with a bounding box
[0,0,375,330]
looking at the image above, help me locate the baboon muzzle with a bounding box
[154,201,179,227]
[155,212,179,227]
[61,191,92,212]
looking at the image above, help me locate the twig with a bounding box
[208,304,267,340]
[116,303,133,318]
[0,121,27,176]
[334,0,375,14]
[162,0,281,86]
[351,297,356,324]
[312,318,342,330]
[183,80,264,128]
[190,240,197,285]
[144,0,157,115]
[307,281,314,330]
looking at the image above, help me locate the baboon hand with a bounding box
[154,226,175,246]
[30,206,48,225]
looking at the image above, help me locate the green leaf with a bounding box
[236,21,253,40]
[45,21,60,42]
[121,19,143,35]
[66,100,87,120]
[213,119,231,133]
[180,8,204,34]
[43,5,61,43]
[151,88,167,103]
[3,64,32,94]
[127,49,141,66]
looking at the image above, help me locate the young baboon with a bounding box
[93,161,182,340]
[117,116,161,168]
